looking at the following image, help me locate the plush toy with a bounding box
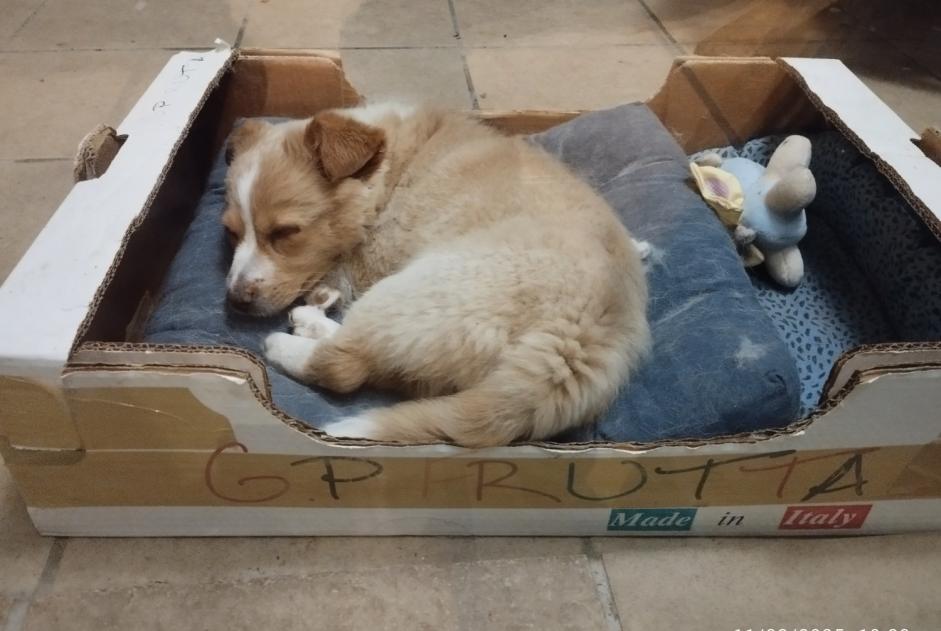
[690,135,816,288]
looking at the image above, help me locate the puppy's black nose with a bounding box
[226,292,254,313]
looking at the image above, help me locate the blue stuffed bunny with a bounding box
[694,135,816,288]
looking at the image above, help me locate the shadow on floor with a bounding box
[682,0,941,104]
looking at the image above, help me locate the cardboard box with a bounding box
[1,48,940,537]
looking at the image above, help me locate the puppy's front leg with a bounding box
[304,284,342,311]
[263,333,319,379]
[289,304,341,340]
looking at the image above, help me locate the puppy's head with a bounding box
[222,112,386,315]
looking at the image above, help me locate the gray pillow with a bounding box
[532,105,800,441]
[145,105,801,442]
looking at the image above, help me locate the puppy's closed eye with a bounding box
[223,225,239,248]
[268,225,303,253]
[269,225,302,242]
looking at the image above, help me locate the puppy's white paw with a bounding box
[323,413,378,440]
[632,238,653,261]
[263,332,319,378]
[305,284,342,311]
[289,305,340,340]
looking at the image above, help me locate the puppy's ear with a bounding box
[304,111,386,183]
[226,119,268,165]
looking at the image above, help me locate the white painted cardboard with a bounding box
[0,49,232,380]
[782,57,941,223]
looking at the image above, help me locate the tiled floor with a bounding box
[1,0,941,629]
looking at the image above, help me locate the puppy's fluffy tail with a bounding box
[329,386,519,448]
[326,326,649,448]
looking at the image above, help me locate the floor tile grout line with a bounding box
[9,0,49,40]
[2,538,67,631]
[631,0,686,56]
[31,538,68,601]
[0,599,29,631]
[234,15,248,48]
[2,158,71,164]
[582,538,623,631]
[445,0,480,110]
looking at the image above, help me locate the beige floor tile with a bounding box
[0,467,51,597]
[452,555,607,630]
[5,0,247,51]
[645,0,868,53]
[241,0,456,49]
[0,50,169,160]
[33,543,602,630]
[840,0,941,42]
[341,48,471,108]
[458,536,585,560]
[846,53,941,133]
[599,534,941,630]
[0,160,73,282]
[0,594,11,628]
[25,567,453,631]
[0,0,45,43]
[455,0,664,47]
[52,536,584,592]
[51,538,460,591]
[467,45,675,111]
[643,0,756,46]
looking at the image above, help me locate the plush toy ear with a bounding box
[304,111,386,183]
[225,119,269,165]
[766,167,816,216]
[766,135,812,176]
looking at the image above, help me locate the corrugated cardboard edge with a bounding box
[822,341,941,401]
[72,341,273,399]
[55,346,903,455]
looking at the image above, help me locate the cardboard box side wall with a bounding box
[2,51,941,536]
[4,364,941,535]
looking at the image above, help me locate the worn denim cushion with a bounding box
[534,105,800,441]
[145,105,802,442]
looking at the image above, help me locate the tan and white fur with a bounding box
[222,102,650,447]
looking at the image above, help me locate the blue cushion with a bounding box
[145,105,802,442]
[810,132,941,340]
[749,217,895,415]
[535,106,800,442]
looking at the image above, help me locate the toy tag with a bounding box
[689,163,744,228]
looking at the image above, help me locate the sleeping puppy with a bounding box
[222,102,650,447]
